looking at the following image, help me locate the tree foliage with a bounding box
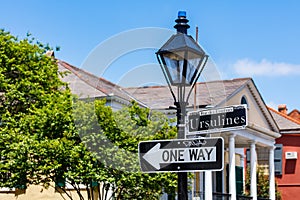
[0,30,178,199]
[72,99,178,199]
[244,166,281,200]
[0,29,76,190]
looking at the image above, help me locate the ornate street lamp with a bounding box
[156,11,208,200]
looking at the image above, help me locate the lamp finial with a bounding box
[174,11,190,34]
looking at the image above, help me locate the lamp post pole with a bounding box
[175,101,188,199]
[156,11,208,200]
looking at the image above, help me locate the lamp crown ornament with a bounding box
[174,11,190,34]
[156,11,208,103]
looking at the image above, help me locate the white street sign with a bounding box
[139,137,223,172]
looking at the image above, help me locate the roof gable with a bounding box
[288,109,300,122]
[217,79,279,132]
[269,107,300,131]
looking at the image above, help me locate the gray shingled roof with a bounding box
[59,60,287,132]
[124,78,251,109]
[269,107,300,133]
[58,60,133,101]
[58,60,251,110]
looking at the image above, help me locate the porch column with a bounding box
[250,141,257,200]
[228,134,236,200]
[240,153,245,195]
[204,171,212,200]
[269,146,276,200]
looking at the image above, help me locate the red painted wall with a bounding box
[276,135,300,200]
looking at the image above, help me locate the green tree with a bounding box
[71,99,178,200]
[244,167,281,199]
[0,30,178,200]
[0,29,78,191]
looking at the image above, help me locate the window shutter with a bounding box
[15,173,27,189]
[235,166,243,195]
[55,172,65,188]
[91,181,99,187]
[216,170,223,193]
[226,164,244,195]
[274,144,283,175]
[246,148,250,164]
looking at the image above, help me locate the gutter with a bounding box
[247,122,281,139]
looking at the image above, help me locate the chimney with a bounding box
[278,104,288,115]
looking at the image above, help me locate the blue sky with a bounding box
[1,0,300,111]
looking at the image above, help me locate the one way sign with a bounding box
[138,137,223,173]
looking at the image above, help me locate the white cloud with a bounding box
[233,58,300,76]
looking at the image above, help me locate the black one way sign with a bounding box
[138,137,223,173]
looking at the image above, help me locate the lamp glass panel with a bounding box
[163,56,182,85]
[186,57,201,84]
[162,51,201,85]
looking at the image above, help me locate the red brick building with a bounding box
[288,109,300,122]
[269,105,300,200]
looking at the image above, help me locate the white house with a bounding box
[1,60,280,200]
[60,60,281,200]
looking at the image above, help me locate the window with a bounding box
[241,96,248,106]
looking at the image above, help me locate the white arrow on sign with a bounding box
[142,143,216,170]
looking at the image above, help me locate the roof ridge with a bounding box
[125,85,169,89]
[124,78,251,90]
[196,77,252,85]
[268,106,300,125]
[58,60,122,96]
[59,60,119,88]
[289,109,300,115]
